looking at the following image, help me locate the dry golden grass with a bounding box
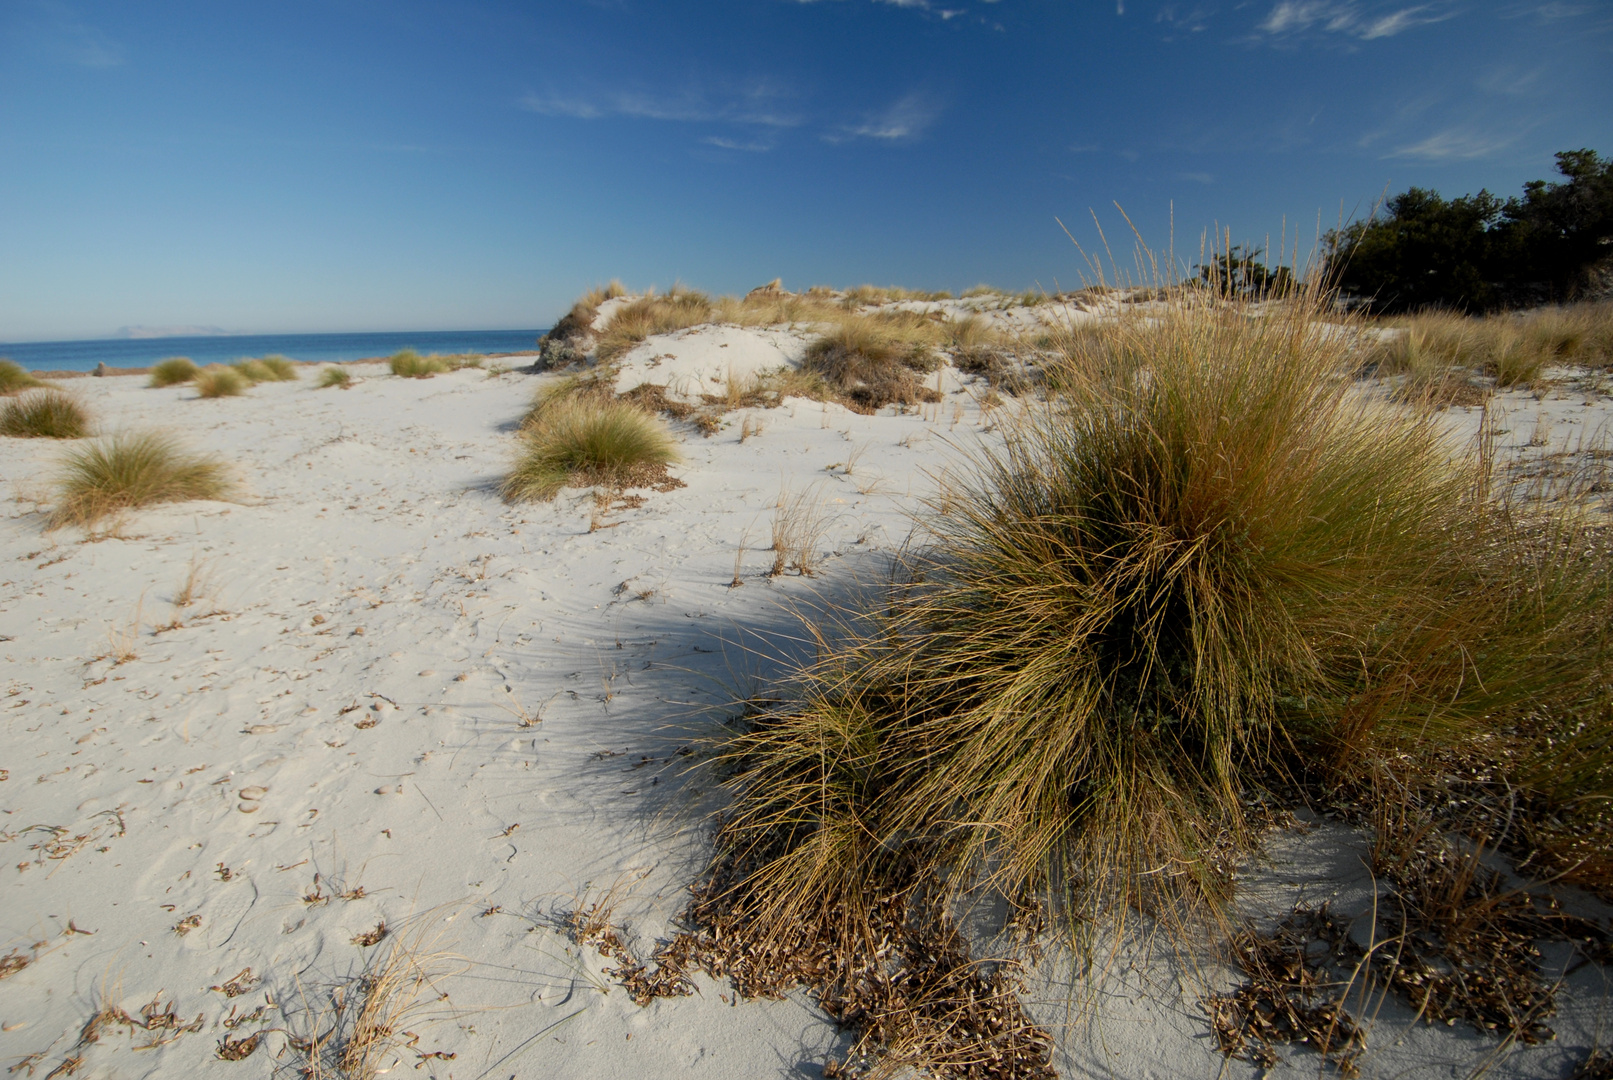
[801,310,946,410]
[710,291,843,327]
[50,431,234,529]
[319,366,353,389]
[0,359,44,395]
[388,350,446,378]
[194,365,248,398]
[595,286,714,362]
[503,398,679,502]
[1380,303,1613,394]
[0,390,90,439]
[768,484,831,577]
[148,357,198,387]
[696,282,1613,1019]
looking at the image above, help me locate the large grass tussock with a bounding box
[0,390,90,439]
[51,431,234,529]
[801,310,945,410]
[503,398,678,502]
[194,365,248,398]
[707,291,1613,961]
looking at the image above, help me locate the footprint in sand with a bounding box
[191,877,260,951]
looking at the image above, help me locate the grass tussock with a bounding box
[538,280,627,367]
[668,285,1613,1075]
[801,310,946,410]
[388,350,482,378]
[148,357,198,387]
[503,398,679,502]
[319,366,353,389]
[595,286,715,362]
[51,431,234,529]
[1,390,90,439]
[0,360,45,395]
[194,365,248,398]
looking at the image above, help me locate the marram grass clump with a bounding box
[51,431,234,529]
[704,288,1613,968]
[503,398,678,501]
[0,390,90,439]
[194,365,248,398]
[0,360,44,395]
[319,366,353,389]
[148,357,199,387]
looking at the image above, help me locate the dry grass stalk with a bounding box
[107,595,144,665]
[0,391,90,439]
[50,432,234,529]
[768,485,829,577]
[275,916,457,1080]
[173,553,213,608]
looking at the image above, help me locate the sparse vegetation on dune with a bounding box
[148,357,198,387]
[595,286,715,362]
[503,398,679,502]
[802,310,946,410]
[50,431,233,528]
[0,390,90,439]
[639,283,1613,1075]
[194,365,248,398]
[0,359,44,394]
[318,366,353,389]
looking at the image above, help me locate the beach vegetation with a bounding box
[0,360,44,395]
[663,282,1613,1074]
[595,286,715,362]
[389,350,447,378]
[194,365,249,398]
[51,431,234,529]
[148,357,199,387]
[801,310,945,410]
[319,366,353,389]
[256,354,299,381]
[503,398,678,502]
[0,390,91,439]
[538,280,628,367]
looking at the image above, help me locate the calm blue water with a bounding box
[0,329,549,372]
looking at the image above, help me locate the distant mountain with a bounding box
[112,325,242,340]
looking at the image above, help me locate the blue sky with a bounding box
[2,1,1609,341]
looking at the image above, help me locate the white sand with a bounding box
[3,321,1611,1079]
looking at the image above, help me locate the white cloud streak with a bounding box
[1386,128,1517,160]
[1257,1,1456,40]
[828,92,942,142]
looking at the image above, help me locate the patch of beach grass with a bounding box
[692,282,1613,1035]
[595,286,714,362]
[801,310,945,410]
[148,357,198,387]
[318,366,352,389]
[194,365,248,398]
[389,350,447,378]
[256,354,298,381]
[0,360,44,395]
[51,431,233,529]
[503,398,678,502]
[0,390,91,439]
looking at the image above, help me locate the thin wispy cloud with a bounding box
[827,92,942,142]
[1386,128,1517,160]
[1256,1,1456,40]
[519,84,801,128]
[33,1,125,67]
[702,135,774,152]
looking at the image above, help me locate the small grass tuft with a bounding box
[51,431,234,529]
[194,365,248,398]
[318,366,353,389]
[503,399,679,502]
[389,350,448,378]
[148,357,198,387]
[0,360,44,394]
[596,287,715,362]
[1,390,90,439]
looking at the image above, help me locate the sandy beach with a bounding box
[5,301,1613,1079]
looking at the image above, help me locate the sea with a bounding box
[0,329,549,373]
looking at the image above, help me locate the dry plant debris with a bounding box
[1206,906,1365,1075]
